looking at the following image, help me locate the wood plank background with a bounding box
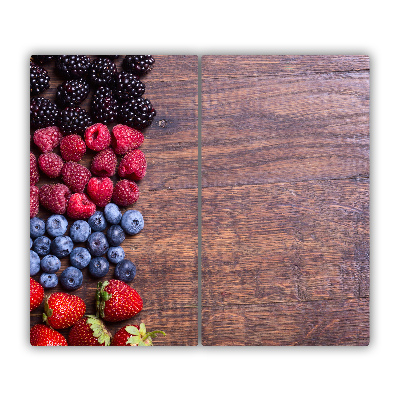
[201,55,370,345]
[30,55,199,346]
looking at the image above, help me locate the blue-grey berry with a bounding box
[114,259,136,282]
[40,254,61,273]
[120,210,144,235]
[39,273,58,288]
[46,214,68,237]
[60,267,83,290]
[70,220,92,243]
[30,217,45,238]
[107,246,125,264]
[88,211,107,232]
[104,203,122,225]
[50,236,74,258]
[30,250,41,276]
[88,257,110,278]
[32,236,51,256]
[87,232,109,256]
[70,247,91,269]
[106,224,125,246]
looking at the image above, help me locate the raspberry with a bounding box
[59,134,86,162]
[33,126,63,153]
[67,193,96,219]
[90,148,117,177]
[38,153,64,178]
[111,124,144,155]
[112,179,140,207]
[39,184,71,214]
[87,177,114,207]
[118,149,147,181]
[30,185,39,218]
[84,123,111,151]
[30,152,39,186]
[61,162,91,193]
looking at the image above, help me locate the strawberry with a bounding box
[30,152,40,186]
[118,149,147,181]
[60,134,86,162]
[30,277,44,311]
[39,183,71,214]
[96,279,143,322]
[112,179,140,206]
[30,185,39,218]
[111,323,166,346]
[90,147,117,177]
[84,123,111,151]
[33,126,63,153]
[43,292,86,329]
[68,315,112,346]
[61,161,91,193]
[38,152,64,178]
[67,193,96,219]
[111,124,144,155]
[30,324,68,346]
[87,177,113,207]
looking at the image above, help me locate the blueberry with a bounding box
[70,220,92,243]
[39,273,58,288]
[40,254,61,273]
[30,217,45,238]
[70,247,91,269]
[107,246,125,264]
[30,250,41,276]
[88,257,110,278]
[114,259,136,282]
[87,232,109,256]
[46,214,68,237]
[104,203,122,225]
[60,266,83,290]
[32,236,51,256]
[106,224,125,246]
[120,210,144,235]
[50,236,74,258]
[30,237,33,249]
[88,211,107,232]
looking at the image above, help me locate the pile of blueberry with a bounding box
[30,203,144,290]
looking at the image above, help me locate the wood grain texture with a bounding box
[30,55,198,346]
[201,55,369,346]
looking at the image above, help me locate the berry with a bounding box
[88,211,107,232]
[30,61,50,96]
[55,55,91,79]
[40,254,61,273]
[30,277,44,311]
[87,231,109,257]
[114,259,136,282]
[107,246,125,264]
[38,152,64,178]
[30,250,40,276]
[59,267,84,290]
[30,185,39,218]
[95,279,143,322]
[68,315,111,346]
[30,324,68,346]
[39,273,58,289]
[113,71,145,101]
[104,203,122,224]
[61,161,91,193]
[39,183,71,214]
[56,78,90,108]
[122,55,155,76]
[88,257,110,278]
[87,177,113,207]
[67,193,96,219]
[31,55,54,64]
[120,210,144,235]
[30,97,59,129]
[45,214,68,237]
[50,235,73,258]
[30,217,45,238]
[88,57,117,87]
[70,247,91,269]
[33,126,63,153]
[90,86,119,124]
[118,97,156,130]
[112,180,140,207]
[111,124,144,155]
[118,149,147,181]
[90,148,117,177]
[30,238,33,249]
[106,224,125,246]
[70,220,92,243]
[30,152,40,186]
[84,123,111,151]
[57,106,92,135]
[43,292,86,328]
[111,323,166,346]
[32,236,51,256]
[60,134,86,162]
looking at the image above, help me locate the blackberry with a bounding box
[122,55,155,76]
[30,97,59,129]
[91,86,119,124]
[55,55,91,79]
[31,55,54,64]
[118,97,156,130]
[97,55,119,60]
[113,71,145,101]
[30,61,50,96]
[56,78,90,108]
[57,106,92,135]
[87,57,117,87]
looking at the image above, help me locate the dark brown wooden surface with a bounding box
[201,55,370,345]
[30,55,199,346]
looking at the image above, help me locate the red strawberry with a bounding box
[111,124,144,155]
[30,185,39,218]
[87,177,113,207]
[30,152,39,186]
[38,152,64,178]
[112,179,140,206]
[60,134,86,162]
[39,183,71,214]
[68,315,112,346]
[30,277,44,311]
[118,149,147,181]
[61,161,91,193]
[43,292,86,329]
[96,279,143,322]
[67,193,96,219]
[30,324,68,346]
[111,323,166,346]
[33,126,63,153]
[84,123,111,151]
[90,147,117,177]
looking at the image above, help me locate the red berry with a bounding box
[61,161,91,193]
[30,277,44,312]
[111,124,144,155]
[30,324,68,346]
[84,123,111,151]
[112,179,140,206]
[90,147,117,177]
[30,152,39,186]
[39,183,71,214]
[68,316,112,346]
[33,126,63,153]
[38,152,64,178]
[111,323,166,346]
[87,177,113,207]
[30,185,39,218]
[118,149,147,181]
[60,134,86,162]
[67,193,96,219]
